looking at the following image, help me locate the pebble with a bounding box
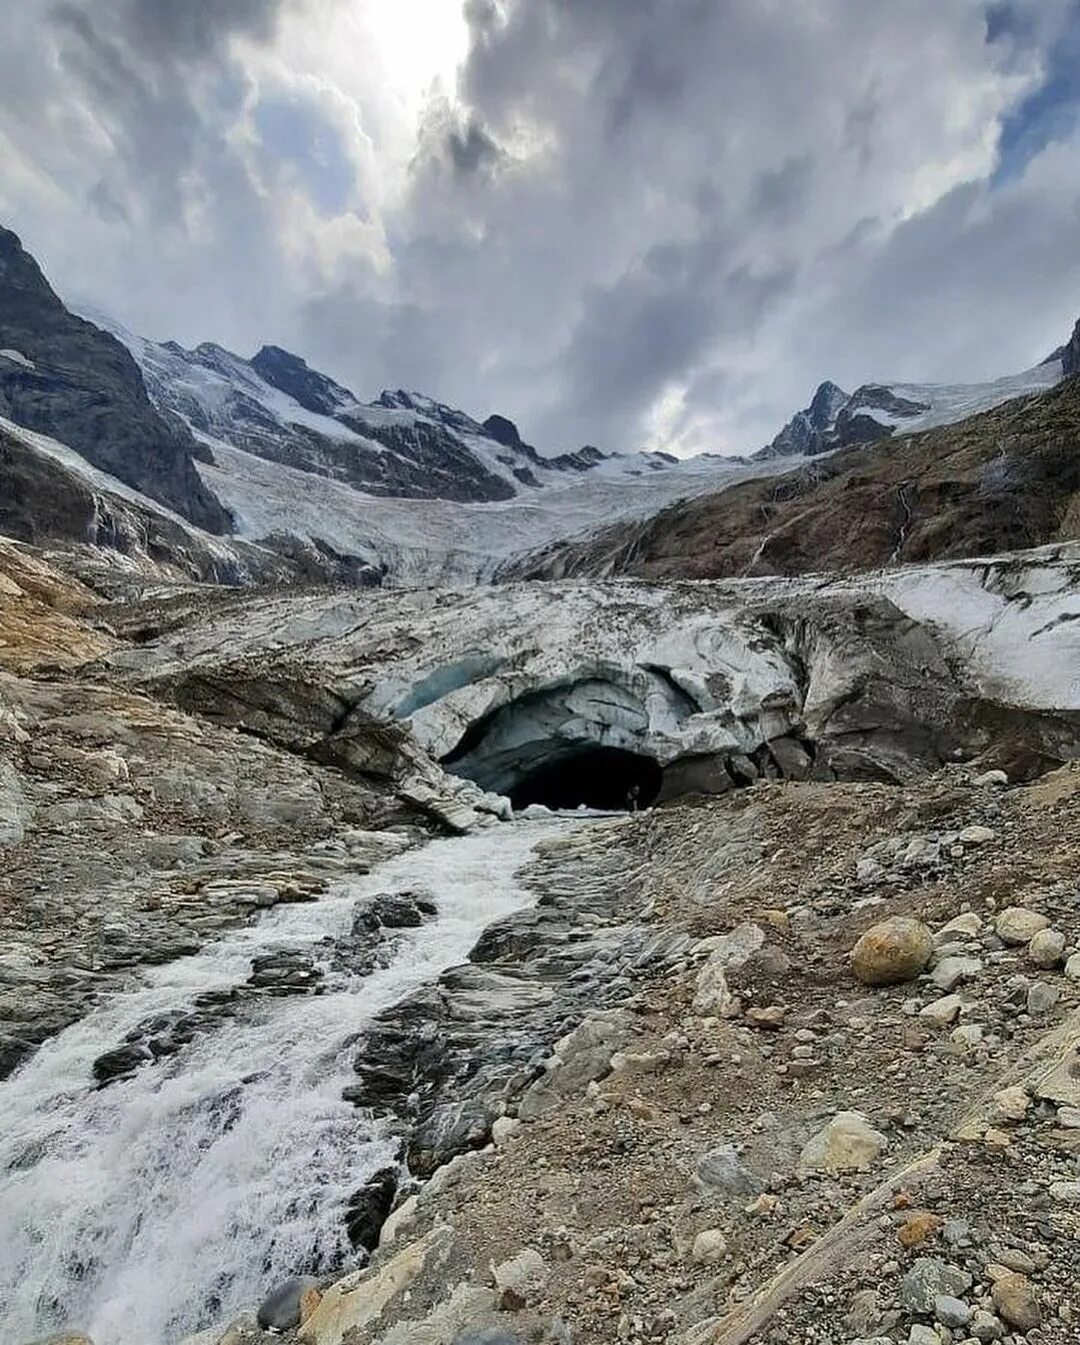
[695,1144,765,1197]
[990,1086,1030,1123]
[994,907,1049,946]
[1026,981,1060,1016]
[1064,951,1080,981]
[797,1111,888,1174]
[931,956,982,992]
[1027,927,1066,967]
[958,824,996,845]
[919,994,962,1026]
[935,913,981,942]
[1048,1180,1080,1203]
[899,1258,973,1314]
[934,1294,971,1328]
[690,1229,728,1264]
[970,1309,1005,1341]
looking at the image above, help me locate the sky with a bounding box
[2,0,1080,458]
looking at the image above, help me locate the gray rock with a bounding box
[1027,981,1060,1016]
[934,1294,971,1328]
[930,955,982,992]
[899,1258,973,1314]
[256,1274,319,1332]
[695,1144,766,1198]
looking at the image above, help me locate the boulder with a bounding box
[851,917,934,985]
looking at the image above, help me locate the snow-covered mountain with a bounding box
[757,357,1064,459]
[89,313,688,506]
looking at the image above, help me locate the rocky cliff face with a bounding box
[0,228,230,533]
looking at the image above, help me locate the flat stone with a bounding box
[931,955,982,992]
[919,993,962,1026]
[695,1144,765,1198]
[1049,1180,1080,1203]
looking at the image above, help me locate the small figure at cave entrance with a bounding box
[627,783,641,812]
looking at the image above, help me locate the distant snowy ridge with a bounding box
[758,356,1065,459]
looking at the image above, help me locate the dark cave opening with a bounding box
[507,746,663,812]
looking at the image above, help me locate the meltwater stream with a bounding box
[0,820,564,1345]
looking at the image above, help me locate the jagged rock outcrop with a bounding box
[0,226,229,532]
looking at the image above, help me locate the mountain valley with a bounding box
[1,224,1079,1345]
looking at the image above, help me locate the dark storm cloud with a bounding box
[4,0,1080,457]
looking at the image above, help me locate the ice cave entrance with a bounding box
[505,746,663,812]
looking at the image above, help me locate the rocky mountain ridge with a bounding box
[0,227,229,534]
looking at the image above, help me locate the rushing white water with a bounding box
[0,820,564,1345]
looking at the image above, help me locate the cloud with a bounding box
[1,0,1080,458]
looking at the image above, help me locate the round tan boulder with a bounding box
[851,916,934,986]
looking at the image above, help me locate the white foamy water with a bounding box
[0,820,564,1345]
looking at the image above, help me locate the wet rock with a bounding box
[345,1165,398,1252]
[798,1111,887,1174]
[994,907,1049,945]
[851,917,934,986]
[257,1275,320,1331]
[92,1041,153,1085]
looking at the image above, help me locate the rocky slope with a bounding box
[0,228,229,533]
[510,377,1080,581]
[173,762,1080,1345]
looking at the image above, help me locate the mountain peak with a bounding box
[251,344,355,417]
